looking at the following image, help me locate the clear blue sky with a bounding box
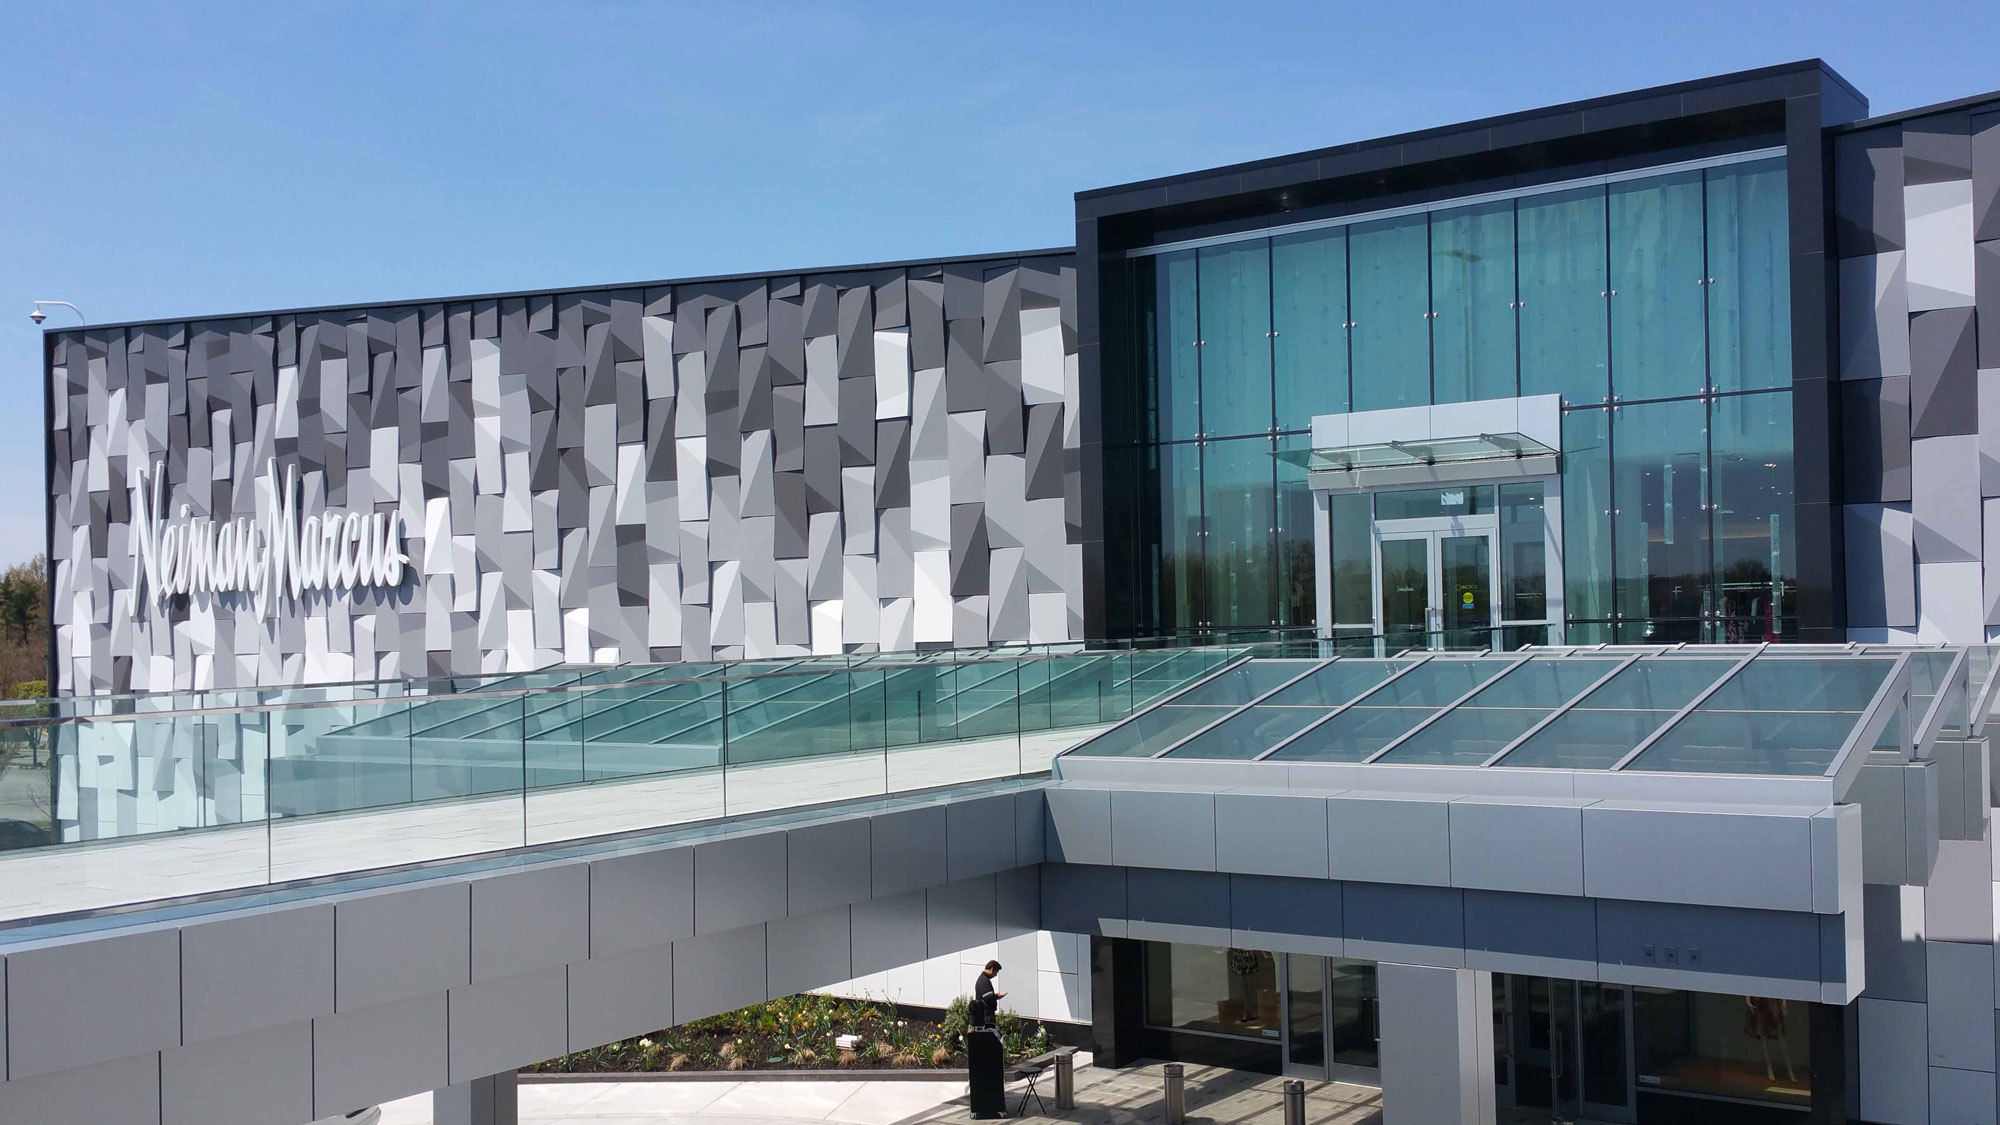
[4,1,1996,559]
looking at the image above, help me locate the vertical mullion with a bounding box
[1602,185,1618,634]
[1700,169,1718,640]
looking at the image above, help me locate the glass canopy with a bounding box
[1062,646,1965,780]
[1275,431,1558,474]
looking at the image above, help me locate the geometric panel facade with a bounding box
[47,253,1081,693]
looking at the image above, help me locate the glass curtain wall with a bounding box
[1102,155,1794,640]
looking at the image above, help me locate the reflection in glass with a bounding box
[1350,215,1432,411]
[1518,186,1608,404]
[1494,708,1682,769]
[1159,443,1203,632]
[1711,392,1795,640]
[1563,408,1613,621]
[1626,710,1864,775]
[1144,943,1280,1040]
[1155,251,1201,441]
[1273,228,1349,424]
[1287,954,1326,1069]
[1440,535,1492,648]
[1364,658,1512,706]
[1707,158,1792,393]
[1700,657,1893,712]
[1270,706,1437,761]
[1499,483,1547,622]
[1431,200,1517,403]
[1576,658,1738,710]
[1377,707,1550,765]
[1610,171,1706,401]
[1612,399,1709,632]
[1379,537,1428,649]
[1329,493,1373,626]
[1329,959,1380,1069]
[1633,988,1810,1108]
[1275,435,1315,629]
[1199,241,1273,437]
[1204,437,1277,627]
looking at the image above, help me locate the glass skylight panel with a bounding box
[1492,709,1683,769]
[1164,706,1333,759]
[1697,656,1894,712]
[1451,657,1620,708]
[1570,658,1737,710]
[1168,660,1321,707]
[1260,660,1406,706]
[1067,705,1228,757]
[1370,657,1619,765]
[1268,707,1437,761]
[1354,658,1512,708]
[1621,710,1864,775]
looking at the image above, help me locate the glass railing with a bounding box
[0,643,1262,923]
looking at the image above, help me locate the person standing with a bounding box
[973,960,1006,1027]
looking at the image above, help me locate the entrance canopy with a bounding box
[1280,431,1557,489]
[1058,644,2000,806]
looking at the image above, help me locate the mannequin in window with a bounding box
[1742,996,1795,1083]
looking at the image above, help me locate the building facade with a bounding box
[27,58,2000,1125]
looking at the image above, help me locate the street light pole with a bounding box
[28,301,85,326]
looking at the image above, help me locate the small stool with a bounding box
[1010,1063,1048,1117]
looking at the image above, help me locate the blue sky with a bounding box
[3,1,1996,557]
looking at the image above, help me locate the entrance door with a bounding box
[1495,976,1635,1124]
[1375,529,1498,650]
[1281,954,1326,1078]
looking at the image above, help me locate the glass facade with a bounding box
[1102,155,1793,639]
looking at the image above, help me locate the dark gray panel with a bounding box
[786,817,872,916]
[1595,899,1823,984]
[1841,376,1913,504]
[1125,867,1231,930]
[1040,863,1128,937]
[1343,883,1465,955]
[950,503,989,596]
[1980,239,2000,368]
[693,830,788,935]
[1835,127,1905,257]
[1904,111,1974,186]
[1229,874,1343,940]
[1910,307,1978,437]
[1462,890,1597,966]
[945,791,1019,881]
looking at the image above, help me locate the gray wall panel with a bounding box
[1582,804,1816,912]
[870,805,949,897]
[1858,997,1930,1124]
[1861,883,1928,1002]
[945,792,1018,881]
[160,1020,314,1125]
[1448,799,1585,897]
[1327,794,1451,887]
[567,942,675,1053]
[786,818,872,916]
[1214,791,1329,879]
[1040,863,1128,938]
[0,1052,161,1125]
[1109,788,1215,871]
[589,847,694,958]
[1343,882,1466,967]
[312,993,450,1120]
[1043,786,1112,865]
[767,907,853,998]
[673,924,768,1023]
[180,902,334,1046]
[926,876,1000,955]
[1925,940,1995,1070]
[1461,891,1597,980]
[447,966,570,1083]
[335,883,471,1011]
[850,889,928,977]
[693,831,788,935]
[470,865,589,982]
[1124,867,1232,946]
[5,927,181,1081]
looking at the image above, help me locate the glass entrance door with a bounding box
[1282,954,1325,1078]
[1374,529,1498,650]
[1495,976,1635,1124]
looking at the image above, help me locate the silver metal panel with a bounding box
[1858,997,1931,1125]
[1327,793,1452,887]
[470,864,589,982]
[1043,785,1113,865]
[567,942,674,1053]
[447,966,570,1083]
[1924,839,1993,942]
[5,926,182,1080]
[180,902,334,1046]
[945,792,1019,881]
[1376,963,1496,1125]
[1447,798,1586,897]
[1213,790,1330,879]
[693,830,789,935]
[0,1052,161,1125]
[1581,803,1817,913]
[312,992,450,1120]
[673,923,768,1024]
[589,846,695,958]
[1862,883,1928,1002]
[334,882,471,1011]
[1927,1065,1996,1125]
[160,1020,314,1125]
[868,804,949,897]
[766,906,853,998]
[1108,788,1215,872]
[1925,939,1995,1070]
[926,876,999,956]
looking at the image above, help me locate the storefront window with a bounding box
[1328,958,1379,1069]
[1273,228,1349,426]
[1144,943,1281,1040]
[1633,989,1810,1108]
[1517,186,1608,406]
[1609,171,1707,402]
[1199,241,1273,438]
[1431,199,1518,404]
[1349,214,1431,411]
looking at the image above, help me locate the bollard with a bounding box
[1163,1062,1186,1125]
[1282,1079,1305,1125]
[1055,1047,1076,1110]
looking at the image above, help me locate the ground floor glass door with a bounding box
[1496,976,1635,1123]
[1375,528,1498,650]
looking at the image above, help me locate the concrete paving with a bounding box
[372,1059,1390,1125]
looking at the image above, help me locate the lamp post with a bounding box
[28,301,85,326]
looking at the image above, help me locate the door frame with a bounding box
[1370,517,1501,648]
[1494,975,1637,1124]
